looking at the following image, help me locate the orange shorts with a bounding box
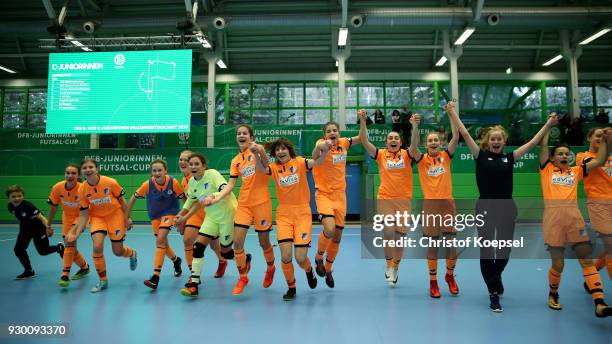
[377,198,412,234]
[90,212,126,242]
[422,199,457,237]
[543,206,588,247]
[185,207,205,230]
[152,215,175,236]
[62,215,79,237]
[234,201,273,232]
[315,190,346,228]
[276,205,312,247]
[587,200,612,235]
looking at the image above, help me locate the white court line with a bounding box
[0,237,17,242]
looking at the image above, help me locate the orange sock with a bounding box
[93,253,107,280]
[324,241,340,272]
[235,249,247,276]
[122,246,134,258]
[73,250,88,269]
[62,246,76,277]
[392,259,400,269]
[153,246,166,276]
[165,245,177,261]
[583,266,604,301]
[185,247,193,271]
[262,246,275,269]
[427,258,437,281]
[386,257,393,269]
[316,232,331,261]
[298,258,312,272]
[548,268,562,294]
[446,257,457,276]
[281,261,296,288]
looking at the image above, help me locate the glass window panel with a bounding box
[525,109,542,123]
[279,84,304,108]
[229,111,250,124]
[515,88,542,109]
[28,89,47,113]
[332,108,358,124]
[230,84,250,109]
[385,83,410,107]
[191,87,205,113]
[4,90,26,112]
[579,86,593,106]
[546,86,567,107]
[596,85,612,107]
[413,83,434,107]
[459,84,485,110]
[358,83,383,107]
[253,84,276,108]
[306,109,330,124]
[414,108,435,123]
[280,109,303,124]
[253,109,276,124]
[594,107,611,123]
[2,114,24,128]
[483,86,512,109]
[580,107,594,121]
[331,84,357,107]
[27,114,46,128]
[305,84,330,107]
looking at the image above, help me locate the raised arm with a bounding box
[358,109,377,157]
[585,128,612,173]
[515,113,558,161]
[408,114,422,161]
[445,101,479,157]
[447,118,460,155]
[539,129,550,167]
[252,144,270,173]
[312,139,332,163]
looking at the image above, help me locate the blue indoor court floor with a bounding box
[0,224,610,344]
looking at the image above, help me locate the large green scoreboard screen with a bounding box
[46,49,192,134]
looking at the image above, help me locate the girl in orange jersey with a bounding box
[358,110,414,287]
[65,159,137,293]
[253,138,321,301]
[176,150,227,281]
[47,163,90,288]
[576,127,612,282]
[218,125,276,295]
[126,159,184,290]
[538,125,612,317]
[409,102,460,298]
[311,121,362,288]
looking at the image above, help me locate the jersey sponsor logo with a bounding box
[332,153,347,164]
[386,158,405,169]
[279,174,299,186]
[551,174,576,187]
[90,196,112,206]
[428,165,446,177]
[62,200,80,208]
[240,165,256,178]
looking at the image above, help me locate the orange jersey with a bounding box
[78,176,124,217]
[375,148,413,200]
[540,161,584,202]
[576,151,612,200]
[135,175,183,198]
[269,157,312,206]
[230,149,271,206]
[417,151,454,199]
[48,181,82,218]
[313,137,352,193]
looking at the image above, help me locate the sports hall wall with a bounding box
[1,76,611,222]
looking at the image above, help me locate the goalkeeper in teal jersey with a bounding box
[175,153,238,297]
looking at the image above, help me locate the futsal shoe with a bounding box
[489,293,503,313]
[173,257,183,277]
[57,243,65,258]
[71,267,90,280]
[144,275,159,290]
[283,287,296,301]
[263,265,276,288]
[184,278,201,288]
[548,292,562,310]
[58,276,70,288]
[325,271,335,288]
[16,270,35,280]
[91,280,108,293]
[180,282,199,297]
[315,258,326,277]
[129,250,138,271]
[595,301,612,318]
[306,269,318,289]
[388,268,398,287]
[232,276,249,295]
[430,280,441,298]
[445,273,460,295]
[385,267,393,283]
[214,260,228,278]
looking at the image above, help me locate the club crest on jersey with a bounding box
[289,165,296,173]
[204,182,209,190]
[428,165,446,177]
[502,157,508,163]
[261,219,267,226]
[332,153,347,164]
[115,229,121,236]
[551,174,575,187]
[167,189,173,195]
[103,188,110,194]
[386,158,405,169]
[248,155,253,161]
[21,212,26,217]
[279,174,299,186]
[301,233,308,240]
[225,235,230,241]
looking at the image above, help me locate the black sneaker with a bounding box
[283,287,296,301]
[16,270,35,280]
[144,275,160,290]
[595,300,612,318]
[315,258,325,277]
[173,257,183,277]
[57,243,65,258]
[489,293,503,313]
[306,269,317,289]
[325,271,335,288]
